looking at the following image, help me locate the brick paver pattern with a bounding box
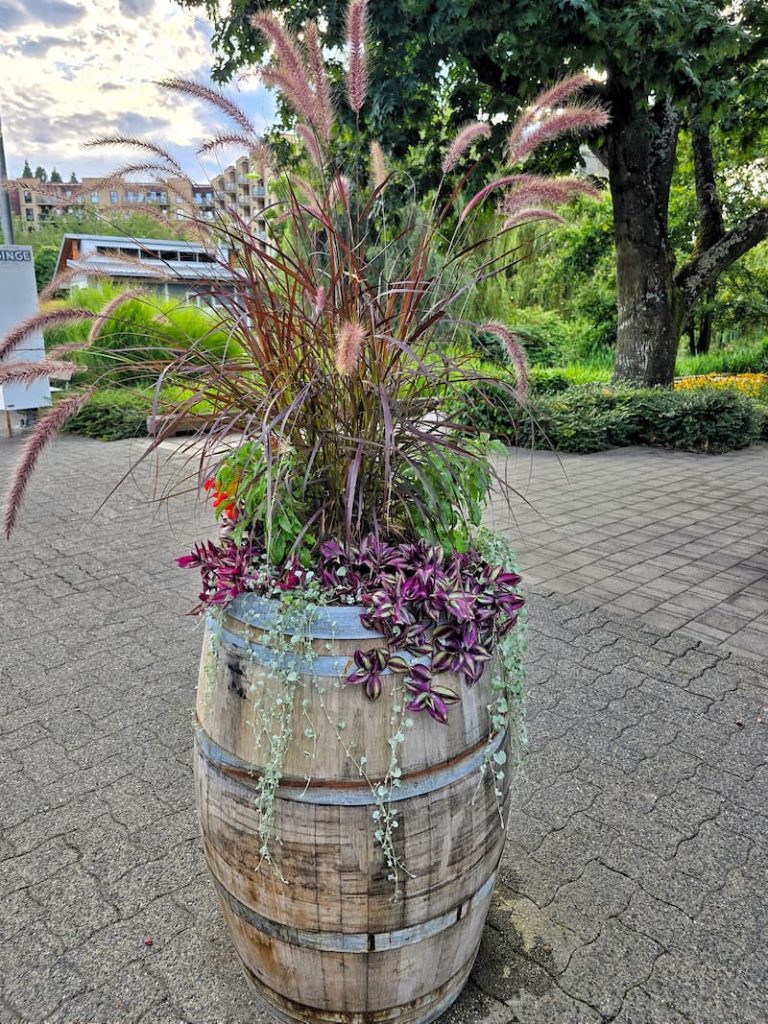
[1,436,766,1024]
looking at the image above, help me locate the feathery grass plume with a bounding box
[346,0,368,112]
[442,121,491,173]
[370,141,387,189]
[88,289,145,344]
[252,14,320,131]
[502,208,566,230]
[312,285,327,318]
[295,124,324,169]
[335,321,366,375]
[46,342,91,360]
[3,388,94,539]
[83,137,187,179]
[327,173,350,206]
[506,73,594,159]
[529,73,594,116]
[0,309,95,361]
[197,135,271,167]
[158,78,257,139]
[0,360,78,386]
[500,175,598,213]
[303,21,334,141]
[39,265,115,301]
[479,323,529,398]
[507,102,609,166]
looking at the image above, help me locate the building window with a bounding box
[90,191,99,204]
[175,208,185,221]
[175,194,183,204]
[25,209,34,221]
[23,191,32,203]
[110,190,119,204]
[65,189,72,198]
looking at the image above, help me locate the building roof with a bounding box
[53,233,238,287]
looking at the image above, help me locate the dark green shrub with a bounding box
[631,388,764,452]
[64,388,150,441]
[528,367,575,394]
[458,381,764,454]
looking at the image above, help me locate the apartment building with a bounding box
[7,177,216,227]
[210,151,269,244]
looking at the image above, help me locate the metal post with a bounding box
[0,109,15,245]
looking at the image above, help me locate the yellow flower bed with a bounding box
[675,373,768,399]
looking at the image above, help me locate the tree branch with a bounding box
[676,207,768,311]
[648,96,681,220]
[689,101,724,251]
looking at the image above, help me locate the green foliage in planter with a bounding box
[64,388,151,441]
[459,382,764,454]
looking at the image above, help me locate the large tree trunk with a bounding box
[608,89,684,386]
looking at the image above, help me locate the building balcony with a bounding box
[252,186,266,198]
[224,182,237,192]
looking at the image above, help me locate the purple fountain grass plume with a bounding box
[197,134,270,163]
[335,320,367,375]
[502,207,566,230]
[442,121,491,174]
[346,0,368,113]
[327,173,350,207]
[252,14,321,131]
[3,388,94,539]
[507,102,609,166]
[499,175,599,213]
[529,73,594,115]
[303,21,334,142]
[83,137,187,179]
[38,266,114,301]
[370,141,387,189]
[507,73,595,158]
[45,341,91,360]
[158,78,256,138]
[0,360,79,386]
[0,308,95,361]
[478,322,529,398]
[312,285,327,318]
[87,289,145,343]
[294,123,324,169]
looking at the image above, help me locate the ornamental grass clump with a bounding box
[2,1,607,724]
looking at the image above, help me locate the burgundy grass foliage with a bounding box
[3,389,94,540]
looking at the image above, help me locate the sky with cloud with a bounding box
[0,0,276,181]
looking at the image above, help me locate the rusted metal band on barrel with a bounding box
[213,871,495,953]
[195,722,506,805]
[238,941,480,1024]
[217,623,429,678]
[226,596,380,640]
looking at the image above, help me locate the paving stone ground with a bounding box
[0,435,766,1024]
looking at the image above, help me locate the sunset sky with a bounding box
[0,0,275,182]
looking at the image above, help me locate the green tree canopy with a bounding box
[21,159,32,178]
[178,0,768,385]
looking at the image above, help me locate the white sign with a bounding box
[0,245,51,411]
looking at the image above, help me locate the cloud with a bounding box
[1,0,275,178]
[24,0,86,28]
[16,34,78,57]
[118,0,155,15]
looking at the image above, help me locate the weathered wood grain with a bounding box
[195,599,512,1023]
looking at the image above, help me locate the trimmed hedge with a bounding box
[64,389,150,441]
[460,382,765,454]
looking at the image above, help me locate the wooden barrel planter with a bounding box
[195,595,512,1024]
